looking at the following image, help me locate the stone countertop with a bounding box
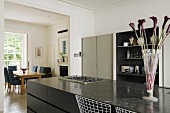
[29,77,170,113]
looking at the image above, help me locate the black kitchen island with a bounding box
[27,77,170,113]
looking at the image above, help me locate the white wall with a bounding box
[94,0,170,86]
[7,0,94,75]
[47,20,69,76]
[94,0,170,35]
[5,20,48,71]
[0,0,4,112]
[164,35,170,87]
[47,25,57,76]
[70,12,93,75]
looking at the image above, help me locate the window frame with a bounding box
[4,31,28,69]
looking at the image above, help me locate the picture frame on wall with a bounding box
[35,47,43,58]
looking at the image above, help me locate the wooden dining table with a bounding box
[13,71,46,95]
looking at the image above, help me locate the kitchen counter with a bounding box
[27,77,170,113]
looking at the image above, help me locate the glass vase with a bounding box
[142,49,159,102]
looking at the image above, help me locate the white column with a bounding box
[164,34,170,87]
[0,0,4,112]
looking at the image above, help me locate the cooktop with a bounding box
[59,76,104,84]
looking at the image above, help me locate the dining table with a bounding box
[13,71,46,95]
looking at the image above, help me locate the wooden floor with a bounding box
[4,87,27,113]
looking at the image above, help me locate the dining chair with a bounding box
[8,69,25,94]
[4,67,10,92]
[32,66,38,72]
[4,67,21,92]
[39,66,45,73]
[8,65,20,80]
[8,65,17,71]
[39,66,52,78]
[43,67,52,78]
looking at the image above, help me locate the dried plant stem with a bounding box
[134,31,149,74]
[151,33,156,50]
[150,34,156,72]
[159,35,168,50]
[134,32,144,50]
[156,31,164,51]
[150,52,157,75]
[143,31,150,74]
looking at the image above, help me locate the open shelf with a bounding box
[116,27,159,85]
[117,45,140,48]
[117,44,158,48]
[117,73,145,77]
[123,58,143,60]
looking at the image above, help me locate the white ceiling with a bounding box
[4,0,132,26]
[58,0,132,10]
[4,1,69,26]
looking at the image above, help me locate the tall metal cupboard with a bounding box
[82,34,113,79]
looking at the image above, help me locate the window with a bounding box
[58,37,68,54]
[4,32,27,69]
[62,40,66,53]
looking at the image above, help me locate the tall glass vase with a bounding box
[142,49,159,102]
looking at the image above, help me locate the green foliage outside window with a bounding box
[16,54,22,60]
[8,54,14,60]
[4,32,23,67]
[16,45,22,53]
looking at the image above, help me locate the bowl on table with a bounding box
[21,68,27,73]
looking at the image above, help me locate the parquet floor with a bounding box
[4,87,27,113]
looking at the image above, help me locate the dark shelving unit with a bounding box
[116,27,159,85]
[117,73,145,77]
[122,58,143,60]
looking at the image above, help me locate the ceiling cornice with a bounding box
[58,0,93,11]
[57,0,136,11]
[93,0,136,11]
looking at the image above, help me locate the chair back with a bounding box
[8,66,17,71]
[32,66,38,72]
[8,69,15,85]
[39,66,45,73]
[44,67,52,77]
[4,67,9,83]
[45,67,51,74]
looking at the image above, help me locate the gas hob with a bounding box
[59,76,104,84]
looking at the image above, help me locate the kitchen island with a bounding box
[27,77,170,113]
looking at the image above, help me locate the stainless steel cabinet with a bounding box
[82,34,113,79]
[82,36,97,77]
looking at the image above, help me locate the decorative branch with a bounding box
[129,16,170,91]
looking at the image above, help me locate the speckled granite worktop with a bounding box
[30,77,170,113]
